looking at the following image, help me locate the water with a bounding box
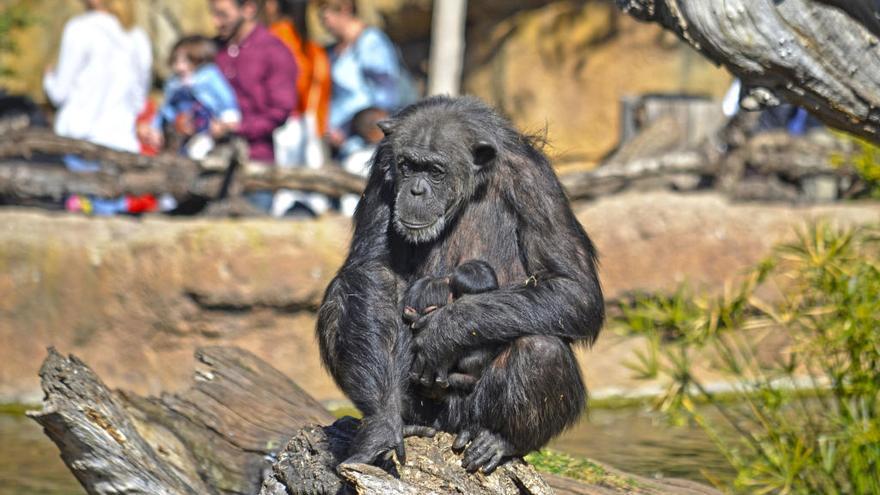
[549,406,733,482]
[0,413,84,495]
[0,406,730,494]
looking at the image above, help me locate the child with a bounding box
[140,35,240,159]
[339,107,389,216]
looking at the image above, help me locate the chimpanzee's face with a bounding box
[384,114,496,245]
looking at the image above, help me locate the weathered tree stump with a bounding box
[259,417,554,495]
[28,346,333,495]
[28,346,720,494]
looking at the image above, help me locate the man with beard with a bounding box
[209,0,299,169]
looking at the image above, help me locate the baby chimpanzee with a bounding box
[403,260,501,392]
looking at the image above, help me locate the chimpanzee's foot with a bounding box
[459,429,516,474]
[403,425,437,437]
[339,415,405,467]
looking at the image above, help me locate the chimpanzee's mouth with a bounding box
[400,220,437,230]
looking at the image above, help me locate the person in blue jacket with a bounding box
[317,0,416,155]
[140,35,241,159]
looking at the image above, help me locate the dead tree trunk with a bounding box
[260,417,720,495]
[29,347,720,495]
[29,347,333,495]
[614,0,880,143]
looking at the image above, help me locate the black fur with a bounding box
[317,96,604,474]
[404,260,501,393]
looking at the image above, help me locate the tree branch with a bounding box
[0,129,367,200]
[615,0,880,143]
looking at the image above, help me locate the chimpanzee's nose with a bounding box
[410,178,427,196]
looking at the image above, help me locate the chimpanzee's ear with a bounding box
[472,140,497,168]
[377,120,397,137]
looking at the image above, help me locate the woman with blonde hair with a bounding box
[44,0,151,154]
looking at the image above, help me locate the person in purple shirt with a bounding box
[209,0,299,163]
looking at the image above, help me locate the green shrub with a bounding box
[618,223,880,494]
[832,134,880,199]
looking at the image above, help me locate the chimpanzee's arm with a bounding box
[316,161,411,464]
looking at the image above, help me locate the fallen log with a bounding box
[0,128,196,171]
[614,0,880,143]
[260,417,721,495]
[28,346,720,494]
[0,127,862,206]
[28,347,333,495]
[560,150,711,200]
[259,417,555,495]
[0,129,367,200]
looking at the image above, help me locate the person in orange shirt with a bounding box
[261,0,331,136]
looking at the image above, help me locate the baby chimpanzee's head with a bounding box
[402,260,498,325]
[449,260,498,299]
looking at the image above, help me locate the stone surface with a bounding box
[0,210,348,404]
[3,193,879,405]
[463,2,731,165]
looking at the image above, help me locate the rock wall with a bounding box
[1,0,729,166]
[3,194,878,406]
[463,2,731,165]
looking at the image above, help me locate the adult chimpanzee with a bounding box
[317,96,604,474]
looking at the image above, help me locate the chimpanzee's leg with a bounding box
[452,335,586,473]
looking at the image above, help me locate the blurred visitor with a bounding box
[135,99,160,156]
[757,105,823,136]
[262,0,333,218]
[339,106,387,216]
[721,79,742,119]
[45,0,169,216]
[210,0,300,213]
[65,193,173,216]
[0,90,48,131]
[210,0,299,163]
[139,35,241,160]
[44,0,151,155]
[317,0,416,154]
[262,0,331,137]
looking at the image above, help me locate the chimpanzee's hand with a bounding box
[410,307,458,389]
[340,414,406,468]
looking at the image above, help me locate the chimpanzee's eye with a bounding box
[430,165,445,180]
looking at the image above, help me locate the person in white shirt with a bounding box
[44,0,151,154]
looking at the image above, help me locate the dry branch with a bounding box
[0,129,367,200]
[29,347,333,495]
[0,128,196,171]
[615,0,880,143]
[560,150,711,200]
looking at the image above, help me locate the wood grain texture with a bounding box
[29,347,333,495]
[0,129,366,200]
